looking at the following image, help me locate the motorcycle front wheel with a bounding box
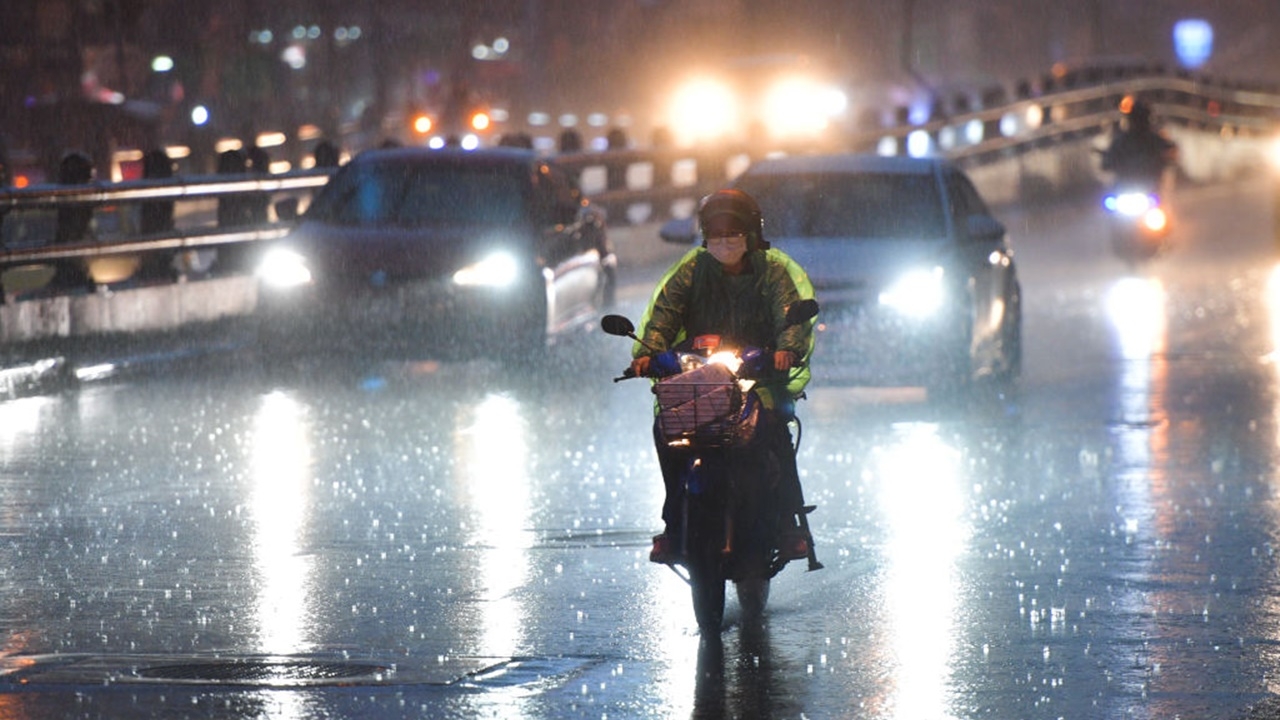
[687,553,726,632]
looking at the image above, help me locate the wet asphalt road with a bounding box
[4,178,1280,718]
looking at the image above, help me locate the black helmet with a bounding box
[698,188,768,250]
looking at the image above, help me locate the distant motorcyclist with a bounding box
[1100,97,1178,188]
[630,189,817,564]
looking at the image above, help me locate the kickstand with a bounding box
[667,563,692,586]
[798,505,824,571]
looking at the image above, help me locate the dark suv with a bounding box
[255,146,616,357]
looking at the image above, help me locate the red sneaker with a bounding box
[649,533,680,564]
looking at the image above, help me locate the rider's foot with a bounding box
[777,530,810,562]
[649,533,681,564]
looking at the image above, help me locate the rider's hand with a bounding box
[774,350,796,372]
[630,355,652,377]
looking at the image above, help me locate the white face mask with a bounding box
[706,234,748,266]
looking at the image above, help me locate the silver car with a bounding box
[663,153,1021,397]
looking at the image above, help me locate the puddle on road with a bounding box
[0,653,596,689]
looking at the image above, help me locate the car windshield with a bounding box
[736,171,947,239]
[310,161,528,228]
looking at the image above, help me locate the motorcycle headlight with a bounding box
[257,248,313,289]
[707,350,743,373]
[452,251,520,289]
[879,266,946,318]
[1142,206,1169,233]
[1105,192,1157,217]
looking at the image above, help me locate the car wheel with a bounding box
[997,282,1023,383]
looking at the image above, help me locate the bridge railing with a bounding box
[1,69,1277,298]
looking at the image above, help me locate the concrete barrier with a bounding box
[1,275,257,344]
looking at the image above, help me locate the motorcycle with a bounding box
[601,298,821,631]
[1102,183,1171,263]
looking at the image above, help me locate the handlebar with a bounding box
[612,352,806,384]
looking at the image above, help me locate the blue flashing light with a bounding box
[1174,19,1213,69]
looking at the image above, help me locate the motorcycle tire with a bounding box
[687,552,726,632]
[735,576,771,622]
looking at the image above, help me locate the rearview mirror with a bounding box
[965,214,1005,242]
[274,198,300,222]
[600,314,636,337]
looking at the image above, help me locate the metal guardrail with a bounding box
[0,171,331,272]
[1,70,1278,275]
[0,170,332,210]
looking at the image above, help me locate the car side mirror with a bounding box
[275,198,300,222]
[965,214,1005,242]
[659,216,698,245]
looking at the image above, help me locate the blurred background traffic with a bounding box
[4,0,1279,184]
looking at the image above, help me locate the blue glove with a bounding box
[651,350,682,377]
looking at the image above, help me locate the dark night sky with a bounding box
[626,0,1280,94]
[149,1,1280,114]
[465,0,1280,132]
[13,0,1275,146]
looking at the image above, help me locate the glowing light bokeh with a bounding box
[667,77,739,145]
[907,130,933,158]
[455,393,534,657]
[873,423,967,719]
[1174,19,1213,69]
[249,391,316,656]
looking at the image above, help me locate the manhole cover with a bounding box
[135,660,391,685]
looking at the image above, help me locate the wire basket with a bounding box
[654,363,757,446]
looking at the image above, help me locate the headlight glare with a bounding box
[879,266,946,318]
[1107,192,1157,217]
[1142,207,1169,233]
[453,251,520,288]
[257,248,312,289]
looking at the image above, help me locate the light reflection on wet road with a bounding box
[3,180,1280,718]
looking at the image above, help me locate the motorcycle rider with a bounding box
[629,188,817,564]
[1100,97,1178,188]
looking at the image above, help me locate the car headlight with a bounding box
[761,76,846,139]
[257,248,312,289]
[452,251,520,289]
[667,76,739,145]
[879,266,946,318]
